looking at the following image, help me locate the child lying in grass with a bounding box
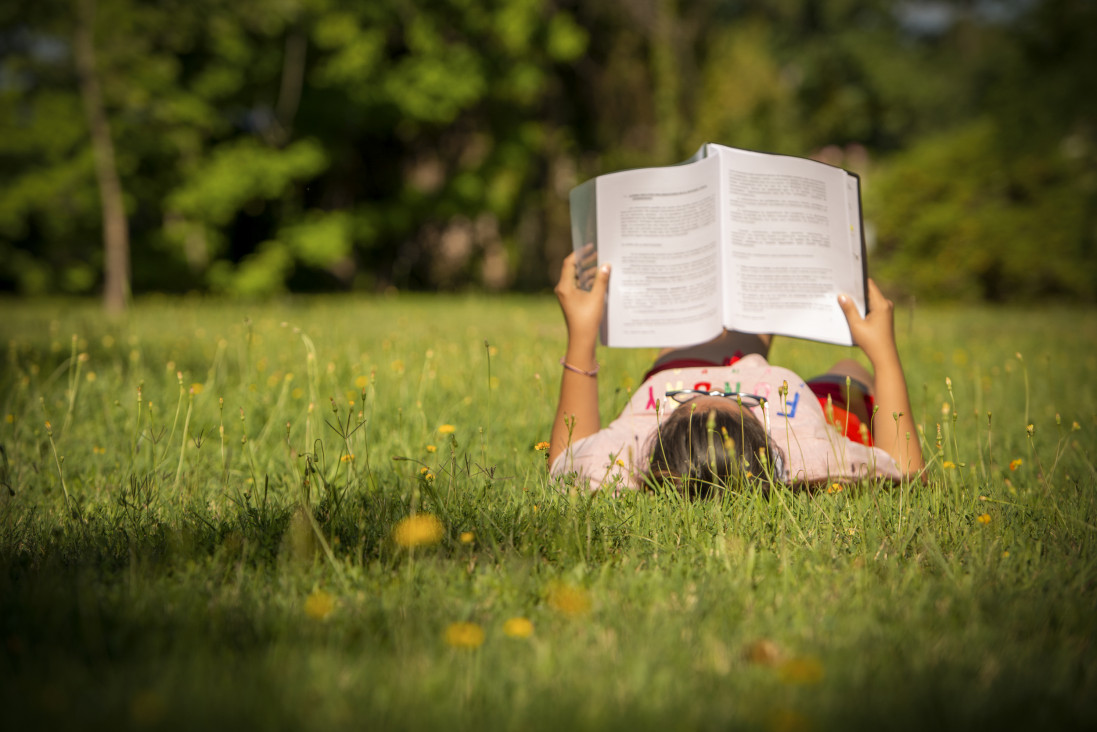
[548,251,924,495]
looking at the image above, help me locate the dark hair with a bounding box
[644,402,780,498]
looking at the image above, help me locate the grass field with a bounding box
[2,294,1096,731]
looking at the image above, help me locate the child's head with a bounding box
[645,395,778,498]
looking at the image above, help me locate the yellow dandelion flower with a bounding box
[444,621,485,649]
[438,424,456,434]
[1002,550,1010,558]
[1026,424,1035,436]
[393,514,444,548]
[93,446,106,455]
[534,441,550,451]
[942,461,955,469]
[777,656,824,685]
[304,589,335,620]
[826,483,843,494]
[355,375,368,388]
[459,531,474,544]
[340,454,355,462]
[502,617,534,639]
[291,387,304,399]
[743,639,782,666]
[426,444,437,453]
[977,513,991,525]
[615,458,625,467]
[1009,458,1022,471]
[547,582,591,617]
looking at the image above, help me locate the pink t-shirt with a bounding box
[550,354,903,491]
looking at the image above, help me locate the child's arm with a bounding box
[548,250,611,466]
[838,280,925,478]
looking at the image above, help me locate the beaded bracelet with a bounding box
[559,357,599,377]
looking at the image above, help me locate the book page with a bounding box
[595,155,724,347]
[570,147,710,283]
[713,146,865,346]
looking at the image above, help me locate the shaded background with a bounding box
[1,0,1094,308]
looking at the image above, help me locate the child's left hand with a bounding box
[554,246,610,343]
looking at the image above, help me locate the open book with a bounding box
[569,143,868,347]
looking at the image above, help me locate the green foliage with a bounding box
[869,119,1097,301]
[1,296,1095,729]
[167,139,328,227]
[0,0,1093,298]
[545,11,589,62]
[282,210,351,268]
[692,21,801,153]
[207,240,294,296]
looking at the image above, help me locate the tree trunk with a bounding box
[73,0,130,313]
[272,27,308,145]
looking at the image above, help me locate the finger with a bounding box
[837,292,861,323]
[558,252,577,284]
[579,243,598,270]
[866,279,891,311]
[589,263,611,300]
[577,267,596,290]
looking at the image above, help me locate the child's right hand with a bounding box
[839,279,924,476]
[838,279,899,366]
[555,247,610,343]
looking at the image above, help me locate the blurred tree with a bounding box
[0,0,592,296]
[73,0,129,312]
[869,0,1097,300]
[869,120,1094,300]
[0,0,1091,300]
[297,0,590,291]
[0,0,319,296]
[0,1,101,296]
